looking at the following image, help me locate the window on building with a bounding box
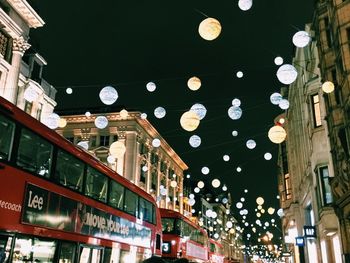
[99,135,110,146]
[317,166,333,206]
[0,30,11,62]
[347,27,350,48]
[305,204,315,226]
[36,103,43,120]
[140,164,146,184]
[90,136,97,147]
[151,172,157,190]
[311,94,322,127]
[324,17,333,48]
[24,101,33,115]
[284,173,292,200]
[338,127,349,158]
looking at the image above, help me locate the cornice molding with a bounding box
[7,0,44,28]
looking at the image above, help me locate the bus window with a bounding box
[86,167,108,203]
[0,235,12,263]
[59,242,76,263]
[12,236,56,263]
[139,198,153,224]
[56,150,84,192]
[32,238,56,263]
[16,128,52,178]
[102,248,111,263]
[161,218,175,233]
[109,180,124,210]
[0,115,15,161]
[124,189,137,216]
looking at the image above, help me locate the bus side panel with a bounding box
[0,165,26,232]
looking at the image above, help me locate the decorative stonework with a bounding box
[12,36,30,54]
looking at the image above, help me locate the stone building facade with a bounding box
[313,0,350,261]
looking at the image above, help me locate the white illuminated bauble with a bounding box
[66,87,73,94]
[238,0,253,11]
[118,109,128,119]
[160,188,167,196]
[146,82,156,92]
[194,187,200,193]
[44,113,60,129]
[236,166,242,172]
[256,213,261,218]
[279,118,285,124]
[212,212,218,218]
[85,111,91,117]
[77,141,89,150]
[240,197,245,202]
[277,208,284,217]
[186,174,191,178]
[236,202,243,209]
[109,141,126,158]
[187,76,201,91]
[94,116,108,129]
[257,205,262,210]
[322,81,335,93]
[222,185,227,191]
[256,197,265,205]
[201,166,210,175]
[274,56,283,66]
[232,98,241,107]
[180,111,200,131]
[228,106,242,120]
[58,118,67,128]
[268,125,287,144]
[107,155,115,164]
[189,135,201,148]
[279,99,290,110]
[190,103,207,120]
[198,17,222,41]
[140,113,147,119]
[170,181,177,188]
[212,179,221,188]
[223,155,230,161]
[24,86,39,102]
[244,189,248,193]
[292,31,311,48]
[189,194,195,199]
[154,107,166,119]
[188,198,196,206]
[270,92,283,105]
[152,138,161,147]
[246,139,256,149]
[264,152,272,160]
[232,130,238,137]
[99,86,118,105]
[197,181,205,189]
[222,197,228,204]
[142,165,148,172]
[236,71,244,78]
[206,209,213,217]
[276,64,298,85]
[166,197,171,202]
[267,207,275,215]
[226,221,233,228]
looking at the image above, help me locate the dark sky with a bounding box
[30,0,314,245]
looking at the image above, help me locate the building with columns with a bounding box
[277,25,343,263]
[55,110,191,215]
[313,0,350,261]
[0,0,56,120]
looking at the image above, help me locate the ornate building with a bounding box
[55,110,191,215]
[278,25,342,262]
[0,0,56,120]
[313,0,350,261]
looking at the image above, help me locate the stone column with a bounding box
[124,131,138,182]
[3,36,31,104]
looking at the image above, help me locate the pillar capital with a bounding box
[13,36,31,55]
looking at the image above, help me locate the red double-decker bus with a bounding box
[0,97,162,263]
[160,208,208,262]
[208,239,224,263]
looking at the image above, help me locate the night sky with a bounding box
[29,0,314,245]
